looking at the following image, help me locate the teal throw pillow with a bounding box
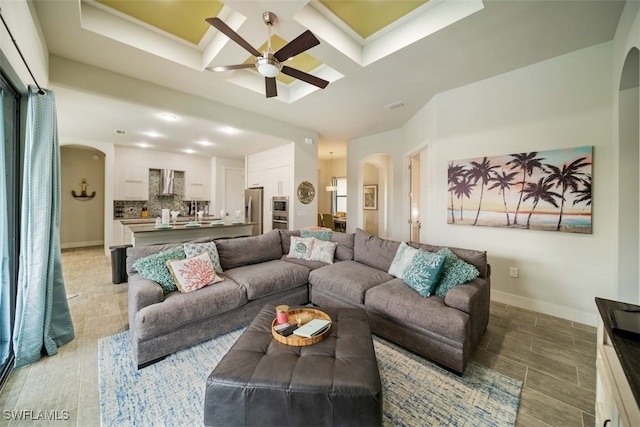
[388,242,418,279]
[435,247,479,297]
[184,241,223,273]
[402,249,446,297]
[132,246,186,295]
[301,229,333,241]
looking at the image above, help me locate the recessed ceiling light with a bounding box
[160,113,177,121]
[196,140,214,146]
[115,129,127,135]
[137,142,151,148]
[182,148,197,154]
[144,131,161,138]
[220,126,238,134]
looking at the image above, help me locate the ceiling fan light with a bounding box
[255,56,281,78]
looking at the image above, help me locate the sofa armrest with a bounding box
[128,274,164,314]
[444,277,490,347]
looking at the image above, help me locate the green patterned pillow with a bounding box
[132,246,186,295]
[184,241,223,273]
[301,229,333,241]
[403,249,446,297]
[435,247,479,297]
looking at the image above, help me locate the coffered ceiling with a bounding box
[31,0,625,159]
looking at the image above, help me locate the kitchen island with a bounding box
[128,221,254,247]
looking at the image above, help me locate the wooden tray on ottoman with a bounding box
[271,307,332,347]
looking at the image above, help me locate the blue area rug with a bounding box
[98,329,521,426]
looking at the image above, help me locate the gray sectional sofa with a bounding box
[126,228,490,373]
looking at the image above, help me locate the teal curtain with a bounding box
[0,90,9,363]
[12,87,74,367]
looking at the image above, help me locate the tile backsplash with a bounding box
[114,169,209,219]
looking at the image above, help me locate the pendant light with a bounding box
[326,151,337,192]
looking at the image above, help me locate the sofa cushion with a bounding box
[309,239,337,264]
[132,246,186,294]
[223,259,311,300]
[354,228,400,272]
[309,260,393,305]
[301,228,332,241]
[183,241,223,273]
[388,242,419,279]
[435,248,480,297]
[279,229,301,255]
[280,255,328,270]
[365,279,470,343]
[331,232,355,261]
[134,277,247,340]
[414,243,488,279]
[167,252,224,293]
[127,242,182,275]
[216,230,282,270]
[403,249,446,297]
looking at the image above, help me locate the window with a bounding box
[0,69,22,389]
[334,177,347,214]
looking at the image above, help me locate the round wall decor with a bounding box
[297,181,315,204]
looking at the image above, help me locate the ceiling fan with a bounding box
[205,11,329,98]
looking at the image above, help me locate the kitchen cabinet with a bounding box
[265,165,289,196]
[246,169,264,188]
[115,166,149,201]
[184,170,209,200]
[595,298,640,427]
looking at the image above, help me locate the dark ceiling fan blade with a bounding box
[265,77,278,98]
[206,64,255,72]
[274,30,320,62]
[205,17,261,57]
[281,66,329,89]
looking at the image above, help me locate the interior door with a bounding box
[409,153,421,242]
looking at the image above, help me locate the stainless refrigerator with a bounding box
[244,187,263,236]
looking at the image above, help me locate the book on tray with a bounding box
[292,319,331,338]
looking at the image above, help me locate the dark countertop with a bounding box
[595,297,640,407]
[117,216,222,224]
[128,220,253,233]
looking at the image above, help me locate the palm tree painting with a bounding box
[447,146,592,233]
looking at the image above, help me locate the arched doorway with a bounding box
[617,47,639,303]
[60,145,106,248]
[360,154,392,237]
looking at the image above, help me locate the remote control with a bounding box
[278,324,298,337]
[274,323,291,332]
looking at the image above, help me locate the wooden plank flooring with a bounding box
[0,246,596,426]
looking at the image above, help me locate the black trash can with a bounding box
[109,244,132,284]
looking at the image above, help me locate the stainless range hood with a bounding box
[159,169,176,195]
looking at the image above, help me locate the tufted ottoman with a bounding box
[204,305,382,427]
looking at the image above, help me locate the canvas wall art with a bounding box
[447,146,592,233]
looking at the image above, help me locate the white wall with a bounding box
[0,1,48,91]
[350,41,617,325]
[611,1,640,305]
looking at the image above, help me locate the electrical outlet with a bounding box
[509,267,519,278]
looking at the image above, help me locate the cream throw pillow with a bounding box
[166,252,224,293]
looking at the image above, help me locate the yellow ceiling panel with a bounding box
[320,0,428,39]
[96,0,223,44]
[243,35,324,85]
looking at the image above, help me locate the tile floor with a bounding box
[0,246,597,426]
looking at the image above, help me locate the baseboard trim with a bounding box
[491,290,597,327]
[61,240,104,249]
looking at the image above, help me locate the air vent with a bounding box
[384,101,405,110]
